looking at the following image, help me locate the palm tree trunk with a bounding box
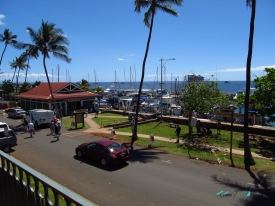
[244,0,256,171]
[132,12,155,148]
[12,68,17,82]
[0,44,7,66]
[25,56,30,82]
[16,68,20,93]
[43,55,58,115]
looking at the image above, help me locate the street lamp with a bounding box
[229,104,237,167]
[160,58,175,122]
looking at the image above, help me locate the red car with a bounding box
[75,140,129,166]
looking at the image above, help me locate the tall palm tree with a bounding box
[21,45,38,82]
[0,29,22,68]
[243,0,256,171]
[132,0,182,147]
[9,55,28,92]
[26,20,71,116]
[77,78,90,91]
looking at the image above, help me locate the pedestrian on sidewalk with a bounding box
[174,125,181,143]
[95,105,99,118]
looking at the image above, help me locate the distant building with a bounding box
[185,74,204,82]
[15,82,100,116]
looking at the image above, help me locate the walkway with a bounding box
[81,114,274,160]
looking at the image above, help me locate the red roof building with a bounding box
[15,82,100,115]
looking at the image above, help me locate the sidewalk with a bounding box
[82,114,274,161]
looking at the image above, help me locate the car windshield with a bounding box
[106,143,123,152]
[0,131,14,138]
[16,109,25,113]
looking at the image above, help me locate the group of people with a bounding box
[49,118,62,140]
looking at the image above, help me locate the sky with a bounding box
[0,0,274,83]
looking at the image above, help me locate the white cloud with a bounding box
[0,14,5,25]
[117,58,127,61]
[210,65,275,73]
[127,54,135,57]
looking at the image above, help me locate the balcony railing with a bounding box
[0,151,96,206]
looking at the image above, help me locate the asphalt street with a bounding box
[2,115,274,206]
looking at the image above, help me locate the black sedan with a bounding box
[75,140,129,166]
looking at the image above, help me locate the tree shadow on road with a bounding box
[211,170,275,206]
[122,142,161,164]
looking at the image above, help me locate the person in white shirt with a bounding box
[28,121,35,138]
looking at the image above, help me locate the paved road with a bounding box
[2,116,273,206]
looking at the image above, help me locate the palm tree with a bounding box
[21,45,38,82]
[26,20,71,116]
[9,55,28,93]
[243,0,256,171]
[0,29,22,68]
[132,0,182,148]
[77,78,90,91]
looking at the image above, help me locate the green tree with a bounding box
[0,29,22,68]
[21,45,38,82]
[243,0,256,171]
[133,0,182,148]
[252,68,275,122]
[19,82,32,93]
[181,78,229,140]
[1,79,14,100]
[26,20,71,117]
[77,78,90,91]
[32,80,41,88]
[92,86,104,94]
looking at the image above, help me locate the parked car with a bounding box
[0,123,17,153]
[7,108,27,118]
[75,140,129,166]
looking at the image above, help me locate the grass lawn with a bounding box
[92,117,128,127]
[61,117,275,172]
[115,134,275,172]
[99,112,127,117]
[61,116,90,131]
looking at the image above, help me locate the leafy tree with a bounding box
[92,86,104,94]
[19,82,32,93]
[132,0,182,148]
[1,79,14,100]
[32,80,41,88]
[244,0,256,171]
[26,20,71,117]
[77,78,90,91]
[181,77,229,140]
[0,29,23,68]
[21,45,38,82]
[251,68,275,123]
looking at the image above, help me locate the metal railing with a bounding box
[0,151,96,206]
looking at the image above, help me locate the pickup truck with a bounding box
[0,124,17,153]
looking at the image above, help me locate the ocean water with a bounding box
[89,81,254,94]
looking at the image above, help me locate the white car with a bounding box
[7,108,27,118]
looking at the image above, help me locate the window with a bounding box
[107,143,123,152]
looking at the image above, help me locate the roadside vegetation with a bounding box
[60,114,275,172]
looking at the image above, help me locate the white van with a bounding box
[24,109,55,127]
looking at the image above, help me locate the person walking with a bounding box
[49,120,55,135]
[23,117,28,133]
[216,120,221,135]
[54,123,59,141]
[174,125,181,143]
[28,121,35,138]
[95,105,99,118]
